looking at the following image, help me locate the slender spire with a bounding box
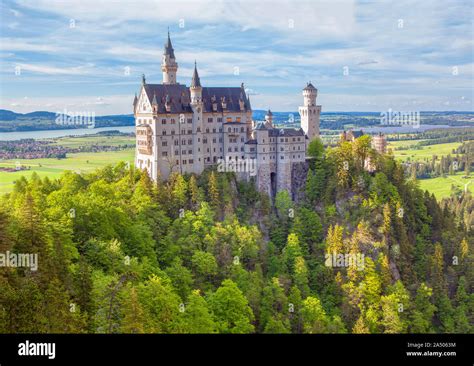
[152,93,158,106]
[164,28,175,59]
[191,60,201,88]
[142,74,146,85]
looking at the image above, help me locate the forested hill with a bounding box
[0,138,472,334]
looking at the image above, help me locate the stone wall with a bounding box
[291,160,309,202]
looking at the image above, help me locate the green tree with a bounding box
[208,279,254,334]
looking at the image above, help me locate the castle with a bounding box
[134,32,321,198]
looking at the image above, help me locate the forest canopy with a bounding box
[0,139,472,334]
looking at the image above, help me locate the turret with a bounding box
[298,82,321,142]
[302,82,317,106]
[264,109,273,128]
[190,61,202,104]
[161,29,178,84]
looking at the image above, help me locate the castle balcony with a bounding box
[136,124,153,155]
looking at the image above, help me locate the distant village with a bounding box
[0,137,134,165]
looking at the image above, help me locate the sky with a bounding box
[0,0,473,115]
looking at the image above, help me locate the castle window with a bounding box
[162,152,168,156]
[188,150,192,154]
[227,117,232,122]
[171,130,175,135]
[175,150,179,155]
[183,160,187,164]
[181,129,185,134]
[240,127,244,132]
[182,139,186,145]
[162,119,166,124]
[171,119,176,124]
[228,128,231,132]
[236,117,241,122]
[187,118,192,124]
[281,156,284,160]
[176,160,179,165]
[208,117,213,123]
[189,159,194,164]
[163,131,167,135]
[213,128,216,133]
[228,147,232,152]
[197,127,201,132]
[219,138,223,143]
[206,128,209,133]
[207,148,210,152]
[203,138,208,143]
[213,138,216,143]
[188,130,192,134]
[174,140,179,146]
[162,141,168,147]
[217,117,223,122]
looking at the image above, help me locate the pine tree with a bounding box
[120,287,145,333]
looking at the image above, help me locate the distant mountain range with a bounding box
[0,109,472,133]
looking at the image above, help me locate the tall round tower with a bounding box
[298,82,321,142]
[161,30,178,84]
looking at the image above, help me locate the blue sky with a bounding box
[0,0,473,115]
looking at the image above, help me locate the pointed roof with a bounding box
[164,28,175,59]
[191,61,201,88]
[152,93,158,106]
[303,81,316,91]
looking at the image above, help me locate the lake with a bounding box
[0,126,136,141]
[0,124,470,141]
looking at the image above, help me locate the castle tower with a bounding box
[264,109,273,128]
[161,30,178,84]
[298,82,321,142]
[190,61,204,174]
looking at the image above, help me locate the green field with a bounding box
[388,139,472,199]
[418,172,472,199]
[0,149,134,193]
[389,140,463,161]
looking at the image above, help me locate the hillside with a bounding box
[0,139,472,334]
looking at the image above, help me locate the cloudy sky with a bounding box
[0,0,473,114]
